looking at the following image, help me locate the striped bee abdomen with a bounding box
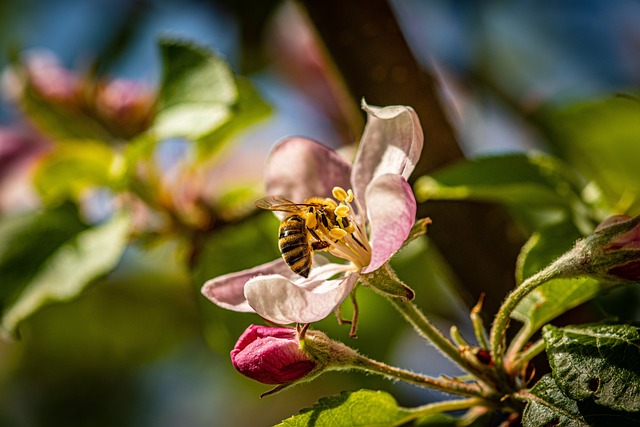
[278,215,312,278]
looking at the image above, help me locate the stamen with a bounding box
[335,204,350,218]
[329,228,348,239]
[332,187,349,201]
[345,189,354,203]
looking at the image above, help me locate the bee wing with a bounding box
[255,195,301,212]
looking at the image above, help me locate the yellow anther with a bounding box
[345,189,354,203]
[305,211,317,229]
[335,204,350,218]
[344,224,356,233]
[332,187,349,201]
[328,228,348,240]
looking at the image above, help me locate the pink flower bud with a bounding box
[231,325,316,384]
[596,215,640,280]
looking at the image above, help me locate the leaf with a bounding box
[0,203,87,304]
[0,212,130,338]
[33,140,117,204]
[414,152,598,233]
[276,389,415,427]
[516,221,582,283]
[153,38,238,140]
[545,96,640,214]
[521,375,640,427]
[511,220,608,331]
[510,277,603,333]
[196,77,271,157]
[543,323,640,412]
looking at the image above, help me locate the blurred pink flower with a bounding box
[231,324,316,384]
[202,102,423,324]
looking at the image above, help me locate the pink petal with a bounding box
[362,174,417,274]
[351,102,423,208]
[244,271,358,324]
[264,137,352,202]
[201,258,297,313]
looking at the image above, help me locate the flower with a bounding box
[231,325,317,384]
[202,101,423,324]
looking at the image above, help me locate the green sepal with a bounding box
[360,263,415,301]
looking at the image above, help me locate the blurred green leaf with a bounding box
[0,203,86,305]
[414,152,600,233]
[33,140,117,204]
[516,221,582,283]
[546,96,640,214]
[0,211,130,338]
[153,39,238,140]
[196,77,271,157]
[276,389,415,427]
[522,374,640,427]
[543,323,640,412]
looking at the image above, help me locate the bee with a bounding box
[256,195,337,278]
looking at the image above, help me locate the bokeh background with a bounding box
[1,0,640,426]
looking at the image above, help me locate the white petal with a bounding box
[351,101,423,210]
[244,271,358,324]
[265,137,352,202]
[362,174,417,274]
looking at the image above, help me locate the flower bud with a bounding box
[231,325,316,384]
[593,215,640,281]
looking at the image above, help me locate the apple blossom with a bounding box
[202,101,423,325]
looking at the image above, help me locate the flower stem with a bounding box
[386,297,490,380]
[489,258,574,374]
[511,338,546,372]
[349,353,486,398]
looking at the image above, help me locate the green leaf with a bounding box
[543,323,640,412]
[196,77,271,157]
[545,96,640,214]
[0,203,87,304]
[522,375,640,427]
[511,221,607,330]
[511,278,602,332]
[153,39,238,140]
[33,140,117,204]
[0,212,130,338]
[276,390,415,427]
[414,152,599,233]
[516,221,582,283]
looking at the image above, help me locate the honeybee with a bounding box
[255,195,337,278]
